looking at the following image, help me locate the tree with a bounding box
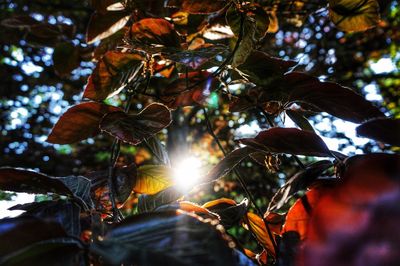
[0,0,399,265]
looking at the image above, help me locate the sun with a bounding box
[173,156,203,192]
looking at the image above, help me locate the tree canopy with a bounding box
[0,0,399,265]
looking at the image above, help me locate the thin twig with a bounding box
[202,107,278,257]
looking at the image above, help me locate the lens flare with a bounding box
[173,156,202,191]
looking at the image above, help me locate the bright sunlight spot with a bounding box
[173,156,203,192]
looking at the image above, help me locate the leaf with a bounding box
[86,11,130,44]
[239,128,333,157]
[205,147,258,182]
[52,42,80,77]
[0,167,72,195]
[0,217,83,265]
[135,165,174,194]
[286,109,315,133]
[261,72,385,123]
[83,51,144,101]
[281,186,330,241]
[356,118,400,146]
[244,212,277,258]
[167,0,228,14]
[90,211,241,265]
[130,18,181,48]
[10,200,82,237]
[144,137,171,166]
[167,45,227,69]
[160,71,217,108]
[226,4,269,67]
[47,102,122,144]
[203,198,249,228]
[329,0,380,32]
[58,175,94,209]
[137,186,182,213]
[156,201,220,220]
[100,103,172,145]
[237,50,296,86]
[267,160,333,212]
[90,0,120,13]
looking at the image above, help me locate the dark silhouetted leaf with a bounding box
[144,137,171,166]
[356,118,400,146]
[58,175,94,209]
[0,167,72,195]
[262,72,385,123]
[83,51,144,101]
[130,18,181,48]
[267,160,333,212]
[329,0,380,32]
[205,147,259,182]
[10,200,82,237]
[100,103,172,145]
[239,128,333,157]
[137,186,182,213]
[167,0,228,14]
[52,42,80,77]
[47,102,121,144]
[91,211,242,265]
[0,216,83,265]
[203,198,249,228]
[86,11,130,44]
[237,50,296,86]
[286,109,315,133]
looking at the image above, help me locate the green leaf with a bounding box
[135,165,174,195]
[329,0,380,32]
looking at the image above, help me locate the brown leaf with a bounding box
[356,118,400,146]
[100,103,172,145]
[239,127,333,157]
[83,51,143,101]
[52,42,81,77]
[86,11,130,44]
[47,102,121,144]
[130,18,181,48]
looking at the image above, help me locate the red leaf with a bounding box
[356,118,400,146]
[239,127,332,157]
[100,103,172,145]
[47,102,122,144]
[86,11,130,44]
[83,51,143,101]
